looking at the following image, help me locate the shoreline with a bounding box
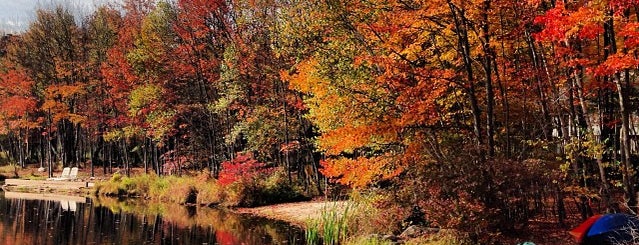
[3,177,344,230]
[3,191,88,203]
[235,200,349,228]
[2,178,94,195]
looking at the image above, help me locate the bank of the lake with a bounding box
[4,171,474,244]
[3,167,568,245]
[3,179,93,192]
[236,200,349,227]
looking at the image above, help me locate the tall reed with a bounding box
[306,202,353,245]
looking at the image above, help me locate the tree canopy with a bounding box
[2,0,639,241]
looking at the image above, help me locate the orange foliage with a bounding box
[620,22,639,48]
[593,53,639,76]
[320,156,404,189]
[0,62,38,132]
[319,123,398,155]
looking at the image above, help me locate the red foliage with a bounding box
[217,152,273,186]
[533,4,603,42]
[215,230,239,245]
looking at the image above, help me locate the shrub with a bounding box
[217,152,273,186]
[196,180,224,205]
[0,164,16,174]
[93,175,124,196]
[93,158,307,208]
[215,153,306,207]
[261,169,307,204]
[220,167,307,207]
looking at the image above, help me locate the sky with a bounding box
[0,0,118,33]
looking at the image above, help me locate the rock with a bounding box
[399,225,424,239]
[382,234,399,242]
[403,206,426,226]
[37,167,45,172]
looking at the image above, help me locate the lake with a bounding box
[0,191,305,245]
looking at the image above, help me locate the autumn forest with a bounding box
[1,0,639,242]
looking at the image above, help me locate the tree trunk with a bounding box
[497,13,511,157]
[481,0,495,157]
[448,1,483,147]
[143,138,148,174]
[604,8,637,210]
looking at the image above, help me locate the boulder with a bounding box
[399,225,424,239]
[382,234,399,242]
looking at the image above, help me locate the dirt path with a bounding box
[236,200,349,227]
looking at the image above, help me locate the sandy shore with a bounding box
[236,200,349,227]
[4,191,88,203]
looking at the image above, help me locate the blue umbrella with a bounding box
[581,213,639,245]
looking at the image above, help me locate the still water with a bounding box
[0,191,305,245]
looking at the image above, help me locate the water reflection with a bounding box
[0,191,305,245]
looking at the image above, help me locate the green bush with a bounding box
[150,175,170,198]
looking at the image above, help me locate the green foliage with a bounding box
[93,174,124,196]
[562,133,607,172]
[306,202,354,245]
[127,1,176,75]
[305,221,321,245]
[129,84,162,116]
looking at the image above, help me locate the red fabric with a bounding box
[569,214,603,242]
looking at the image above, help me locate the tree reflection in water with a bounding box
[0,192,305,245]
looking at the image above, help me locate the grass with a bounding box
[411,229,471,245]
[341,228,471,245]
[305,219,321,245]
[345,236,393,245]
[93,173,209,204]
[345,232,471,245]
[21,174,47,180]
[305,202,353,245]
[0,165,17,177]
[303,191,473,245]
[92,168,306,207]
